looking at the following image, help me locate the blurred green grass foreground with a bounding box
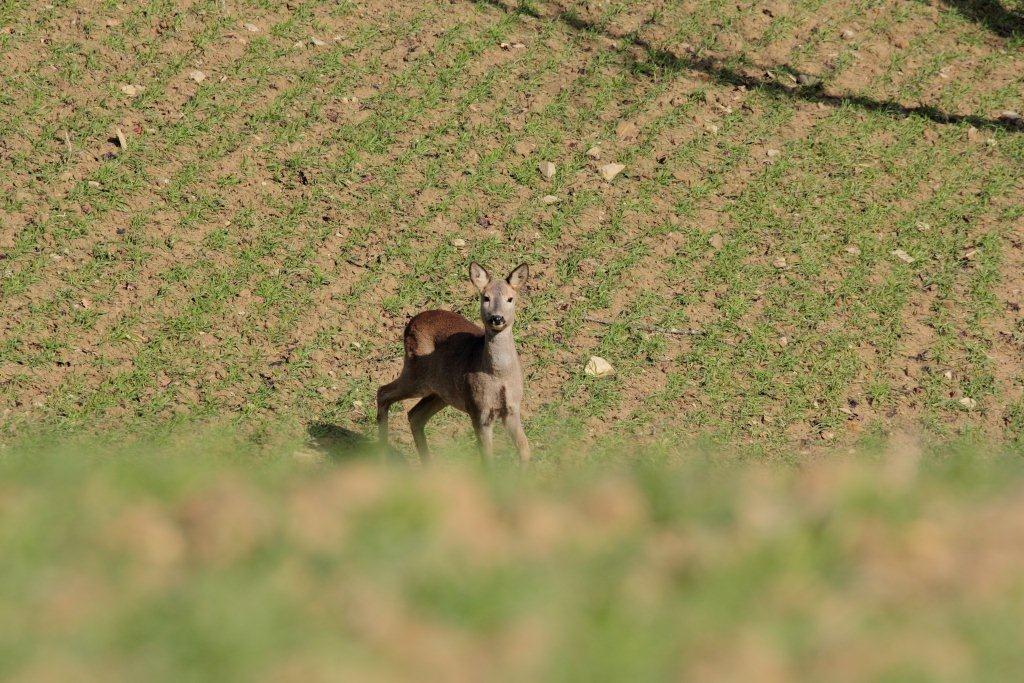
[3,432,1024,681]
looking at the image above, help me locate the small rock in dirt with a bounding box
[943,369,954,380]
[891,249,914,264]
[597,163,625,181]
[538,160,556,180]
[243,22,260,32]
[500,41,525,50]
[704,123,720,134]
[844,245,861,256]
[451,238,466,248]
[966,126,980,141]
[840,28,855,39]
[779,336,788,347]
[584,356,614,377]
[87,180,101,188]
[963,248,978,260]
[541,195,560,205]
[772,256,787,269]
[115,127,127,149]
[766,148,780,159]
[998,110,1021,125]
[959,397,977,410]
[188,69,206,83]
[119,84,141,97]
[586,145,601,159]
[310,36,327,46]
[709,233,724,250]
[915,221,931,232]
[796,73,820,87]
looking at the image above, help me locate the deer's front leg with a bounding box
[472,411,495,465]
[504,409,531,464]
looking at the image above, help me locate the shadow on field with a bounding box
[306,422,401,463]
[479,0,1023,131]
[938,0,1024,38]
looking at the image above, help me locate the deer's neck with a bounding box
[483,328,519,376]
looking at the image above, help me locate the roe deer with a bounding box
[376,262,531,464]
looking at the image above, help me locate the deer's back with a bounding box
[402,311,484,411]
[404,310,483,358]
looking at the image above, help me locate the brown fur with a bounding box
[377,264,531,464]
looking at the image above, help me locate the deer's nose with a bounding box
[488,315,506,326]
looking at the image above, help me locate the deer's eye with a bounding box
[483,296,490,302]
[507,297,513,303]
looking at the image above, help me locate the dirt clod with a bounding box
[538,161,556,180]
[998,110,1021,125]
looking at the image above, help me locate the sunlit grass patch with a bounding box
[2,431,1024,679]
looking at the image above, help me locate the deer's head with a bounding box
[470,262,529,334]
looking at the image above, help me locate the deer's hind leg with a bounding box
[408,394,446,464]
[376,372,418,449]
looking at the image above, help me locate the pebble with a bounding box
[584,356,614,377]
[891,249,915,264]
[597,163,625,181]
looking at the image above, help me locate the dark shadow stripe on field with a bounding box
[937,0,1024,38]
[477,0,1023,132]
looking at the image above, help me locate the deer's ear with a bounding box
[469,262,491,292]
[506,263,529,290]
